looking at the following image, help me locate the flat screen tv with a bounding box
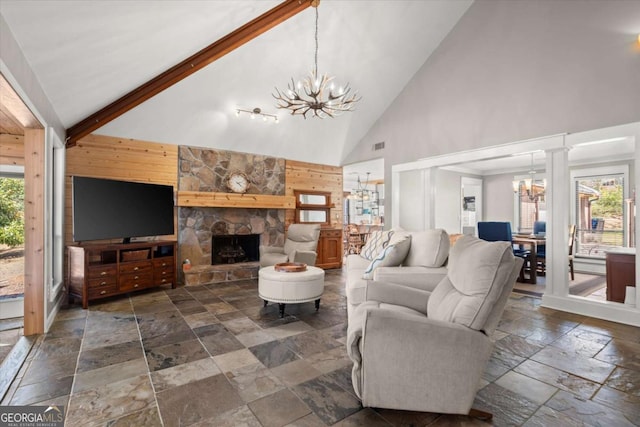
[72,176,174,243]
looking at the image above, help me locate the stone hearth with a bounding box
[178,207,285,286]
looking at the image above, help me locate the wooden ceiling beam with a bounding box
[65,0,311,147]
[1,74,42,132]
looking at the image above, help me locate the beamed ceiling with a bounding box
[0,0,473,165]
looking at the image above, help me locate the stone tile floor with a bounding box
[1,269,639,426]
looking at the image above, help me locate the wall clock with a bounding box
[226,171,249,193]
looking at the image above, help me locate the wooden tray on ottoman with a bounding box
[274,262,307,272]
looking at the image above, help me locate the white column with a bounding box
[423,167,437,230]
[544,146,570,297]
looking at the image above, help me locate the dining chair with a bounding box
[533,221,546,274]
[568,224,576,280]
[347,224,364,254]
[536,224,577,280]
[477,222,529,281]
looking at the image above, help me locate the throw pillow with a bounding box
[362,236,411,279]
[359,230,394,261]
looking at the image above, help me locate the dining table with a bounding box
[512,234,546,284]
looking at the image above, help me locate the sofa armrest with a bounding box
[365,281,430,315]
[260,245,285,255]
[350,305,493,411]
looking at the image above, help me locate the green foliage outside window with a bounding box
[591,185,623,218]
[0,177,25,247]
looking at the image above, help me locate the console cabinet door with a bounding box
[317,229,342,269]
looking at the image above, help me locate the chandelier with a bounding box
[273,0,360,118]
[513,153,546,202]
[348,172,371,201]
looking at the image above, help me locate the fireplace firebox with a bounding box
[211,234,260,265]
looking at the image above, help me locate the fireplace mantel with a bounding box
[177,191,295,209]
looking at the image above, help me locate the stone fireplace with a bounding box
[177,146,287,286]
[178,207,285,286]
[211,234,260,265]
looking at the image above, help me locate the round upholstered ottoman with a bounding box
[258,265,325,317]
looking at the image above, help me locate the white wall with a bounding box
[483,173,517,224]
[397,169,424,231]
[1,13,66,329]
[0,14,65,140]
[344,0,640,226]
[435,169,461,234]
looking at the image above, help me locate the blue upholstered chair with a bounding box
[477,222,528,257]
[533,221,546,273]
[478,222,529,281]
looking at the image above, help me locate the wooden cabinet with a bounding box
[67,241,177,308]
[316,228,342,269]
[605,249,635,303]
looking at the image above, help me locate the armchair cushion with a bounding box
[283,224,321,261]
[259,224,320,267]
[427,235,520,332]
[362,234,411,279]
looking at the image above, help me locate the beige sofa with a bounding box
[346,235,523,414]
[345,229,450,320]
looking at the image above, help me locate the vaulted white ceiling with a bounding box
[0,0,473,166]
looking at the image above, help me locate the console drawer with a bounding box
[120,261,152,275]
[153,257,174,269]
[88,285,118,299]
[88,276,117,289]
[88,265,117,279]
[154,269,174,285]
[321,230,342,238]
[119,272,153,292]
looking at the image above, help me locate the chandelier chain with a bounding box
[314,6,318,78]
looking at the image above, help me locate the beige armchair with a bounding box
[259,224,321,267]
[346,235,522,418]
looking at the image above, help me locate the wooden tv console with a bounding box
[67,240,177,308]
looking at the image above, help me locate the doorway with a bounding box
[461,176,482,235]
[0,173,25,319]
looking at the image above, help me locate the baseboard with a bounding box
[541,294,640,327]
[0,335,37,404]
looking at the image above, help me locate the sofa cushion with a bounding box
[360,230,394,260]
[427,235,514,331]
[362,236,411,279]
[403,229,450,268]
[373,266,447,292]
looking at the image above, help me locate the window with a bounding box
[571,166,628,259]
[514,177,546,233]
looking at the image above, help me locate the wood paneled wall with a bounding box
[23,129,45,334]
[65,134,179,245]
[0,134,25,166]
[65,136,343,251]
[285,160,343,228]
